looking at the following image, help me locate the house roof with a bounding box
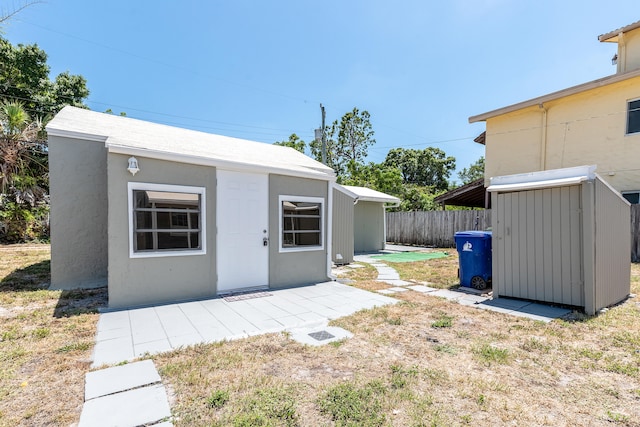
[433,178,488,208]
[468,67,640,123]
[46,106,335,180]
[599,20,640,42]
[337,185,400,205]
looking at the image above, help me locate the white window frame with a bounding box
[626,97,640,135]
[279,195,324,253]
[128,182,207,258]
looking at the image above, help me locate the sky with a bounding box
[1,1,638,182]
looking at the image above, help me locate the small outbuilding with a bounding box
[331,185,400,264]
[47,107,337,309]
[488,165,630,315]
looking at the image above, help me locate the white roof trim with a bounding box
[341,185,401,204]
[488,165,596,193]
[46,127,108,143]
[107,143,335,181]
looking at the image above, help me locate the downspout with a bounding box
[539,103,548,170]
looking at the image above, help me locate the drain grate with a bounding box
[308,330,335,341]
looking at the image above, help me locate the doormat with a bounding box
[371,251,448,263]
[223,291,272,302]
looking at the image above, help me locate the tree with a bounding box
[273,133,306,153]
[311,107,375,179]
[458,156,485,184]
[0,36,89,118]
[382,147,455,192]
[0,101,48,242]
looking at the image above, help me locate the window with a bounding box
[622,191,640,204]
[128,183,206,257]
[279,195,323,252]
[627,99,640,135]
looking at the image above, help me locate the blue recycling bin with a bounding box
[454,231,492,289]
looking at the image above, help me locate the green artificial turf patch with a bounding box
[371,251,448,263]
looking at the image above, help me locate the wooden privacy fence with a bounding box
[388,205,640,261]
[386,210,491,248]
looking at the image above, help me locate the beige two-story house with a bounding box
[469,20,640,204]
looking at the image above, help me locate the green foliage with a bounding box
[233,386,298,427]
[431,315,454,328]
[311,107,375,177]
[0,100,50,242]
[273,133,306,153]
[206,389,230,409]
[383,147,455,191]
[473,344,510,365]
[0,36,89,117]
[318,380,387,427]
[458,156,485,185]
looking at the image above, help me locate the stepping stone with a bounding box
[386,287,409,293]
[407,285,438,293]
[379,279,413,287]
[85,359,161,400]
[79,384,171,427]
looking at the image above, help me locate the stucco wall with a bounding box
[484,75,640,192]
[268,174,329,288]
[107,153,217,309]
[49,135,108,289]
[354,201,384,253]
[619,27,640,74]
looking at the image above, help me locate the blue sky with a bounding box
[2,1,637,182]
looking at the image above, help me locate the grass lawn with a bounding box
[1,246,639,426]
[0,244,106,427]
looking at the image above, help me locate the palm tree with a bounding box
[0,100,49,241]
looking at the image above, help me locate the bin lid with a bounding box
[454,231,492,238]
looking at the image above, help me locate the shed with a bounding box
[46,107,337,309]
[488,165,630,315]
[331,185,400,263]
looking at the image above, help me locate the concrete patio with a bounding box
[91,281,397,367]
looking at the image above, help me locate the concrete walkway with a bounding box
[354,251,572,322]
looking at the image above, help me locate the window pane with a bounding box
[623,193,639,204]
[136,232,154,250]
[297,232,320,246]
[156,212,172,229]
[134,190,150,208]
[136,211,152,229]
[190,232,199,248]
[628,100,640,134]
[157,232,190,249]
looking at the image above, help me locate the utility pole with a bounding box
[314,104,327,165]
[320,104,326,165]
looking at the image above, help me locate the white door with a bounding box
[216,170,269,293]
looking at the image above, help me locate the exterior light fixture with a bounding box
[612,53,618,65]
[127,156,140,176]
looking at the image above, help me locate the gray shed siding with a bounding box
[354,201,384,253]
[593,178,631,311]
[492,175,630,315]
[332,187,354,264]
[268,174,329,288]
[49,136,108,289]
[107,153,217,309]
[492,186,583,306]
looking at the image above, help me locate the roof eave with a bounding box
[469,69,640,123]
[106,143,336,181]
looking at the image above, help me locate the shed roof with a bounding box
[46,106,335,180]
[433,178,487,208]
[338,185,400,204]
